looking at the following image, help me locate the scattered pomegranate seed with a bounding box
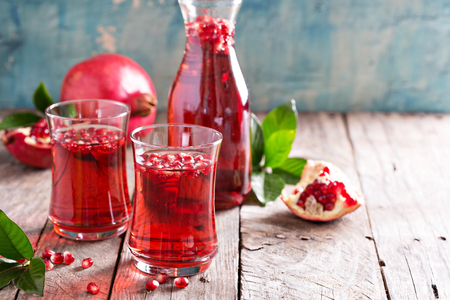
[87,282,99,295]
[145,280,159,291]
[155,273,168,284]
[41,249,55,260]
[43,258,54,271]
[50,253,64,264]
[82,258,93,269]
[63,251,75,265]
[174,277,189,288]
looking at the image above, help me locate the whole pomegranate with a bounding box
[1,118,52,169]
[60,53,157,140]
[281,160,364,222]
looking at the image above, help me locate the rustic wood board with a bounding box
[0,109,53,299]
[347,113,450,299]
[110,207,240,300]
[240,113,386,299]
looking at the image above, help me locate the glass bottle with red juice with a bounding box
[167,0,251,209]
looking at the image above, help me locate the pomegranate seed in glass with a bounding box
[129,124,222,276]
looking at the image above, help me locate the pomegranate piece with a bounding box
[281,160,364,222]
[16,258,27,264]
[82,258,93,269]
[43,258,54,271]
[87,282,99,295]
[155,273,169,284]
[145,280,159,291]
[1,120,52,169]
[60,53,158,141]
[41,249,55,260]
[63,251,75,265]
[174,277,189,288]
[50,253,64,264]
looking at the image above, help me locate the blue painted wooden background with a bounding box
[1,0,449,112]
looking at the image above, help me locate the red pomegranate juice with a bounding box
[167,15,251,209]
[128,151,218,271]
[49,125,131,236]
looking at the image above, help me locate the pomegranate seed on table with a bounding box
[82,258,93,269]
[41,249,55,260]
[174,277,189,288]
[87,282,99,295]
[50,253,64,264]
[63,251,75,265]
[145,280,159,291]
[43,258,54,271]
[155,273,168,284]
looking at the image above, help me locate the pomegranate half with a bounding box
[60,53,157,140]
[1,119,52,169]
[281,160,363,222]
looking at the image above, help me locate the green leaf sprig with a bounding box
[0,82,54,130]
[251,100,306,206]
[0,210,45,296]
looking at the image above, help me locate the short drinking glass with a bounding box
[45,99,131,240]
[129,124,223,276]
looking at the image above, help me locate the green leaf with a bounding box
[0,258,26,289]
[250,113,264,167]
[33,82,54,114]
[272,158,307,184]
[263,129,296,168]
[262,99,297,141]
[251,171,286,206]
[14,257,45,297]
[0,112,42,130]
[0,210,34,260]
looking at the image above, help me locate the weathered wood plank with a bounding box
[240,113,386,299]
[347,113,450,299]
[0,109,52,300]
[110,207,240,300]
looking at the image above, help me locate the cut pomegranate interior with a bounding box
[281,160,364,222]
[1,118,52,169]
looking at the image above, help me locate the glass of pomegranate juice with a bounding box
[45,100,131,240]
[129,124,223,276]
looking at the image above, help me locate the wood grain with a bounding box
[0,109,52,300]
[110,207,240,300]
[347,113,450,299]
[240,113,386,299]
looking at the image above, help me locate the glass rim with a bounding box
[130,123,223,150]
[45,99,131,121]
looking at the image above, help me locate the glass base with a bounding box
[52,223,128,241]
[132,256,213,277]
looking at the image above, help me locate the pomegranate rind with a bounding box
[1,128,52,169]
[60,53,158,140]
[281,160,364,222]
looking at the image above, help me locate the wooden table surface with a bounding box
[1,110,449,300]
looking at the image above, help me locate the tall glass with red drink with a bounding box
[45,100,131,240]
[129,124,222,276]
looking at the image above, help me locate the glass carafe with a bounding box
[167,0,251,209]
